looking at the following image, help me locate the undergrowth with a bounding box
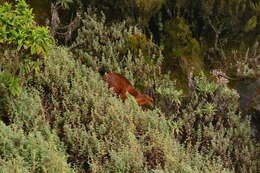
[0,1,258,173]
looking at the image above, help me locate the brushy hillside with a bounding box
[0,1,258,173]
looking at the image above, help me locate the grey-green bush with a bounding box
[0,1,257,172]
[0,121,74,173]
[33,46,231,173]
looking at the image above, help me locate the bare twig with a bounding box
[207,17,227,59]
[48,3,82,43]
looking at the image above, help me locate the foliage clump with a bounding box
[0,1,258,173]
[0,121,74,173]
[32,47,231,173]
[0,0,52,58]
[0,73,21,124]
[70,10,257,172]
[163,17,203,75]
[71,9,163,92]
[177,74,257,172]
[0,0,53,123]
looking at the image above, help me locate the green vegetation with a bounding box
[0,0,259,173]
[0,0,52,57]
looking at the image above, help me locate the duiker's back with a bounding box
[104,72,154,107]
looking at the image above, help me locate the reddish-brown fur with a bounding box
[104,72,154,107]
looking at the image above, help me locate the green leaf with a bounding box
[244,16,257,32]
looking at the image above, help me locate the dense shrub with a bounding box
[0,74,21,97]
[0,0,52,57]
[177,74,257,172]
[32,47,231,173]
[0,1,258,172]
[162,17,203,75]
[0,0,52,124]
[69,11,257,172]
[161,0,260,65]
[70,9,163,93]
[0,0,53,80]
[0,73,21,124]
[0,121,73,173]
